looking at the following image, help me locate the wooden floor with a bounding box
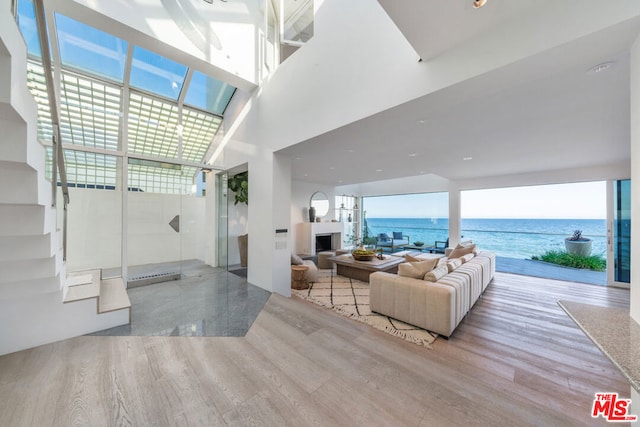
[0,272,632,426]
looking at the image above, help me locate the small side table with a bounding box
[291,265,309,290]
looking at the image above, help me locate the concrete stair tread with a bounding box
[99,278,131,313]
[63,269,101,302]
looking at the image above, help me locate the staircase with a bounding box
[0,3,130,356]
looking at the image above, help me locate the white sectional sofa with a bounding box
[369,250,495,337]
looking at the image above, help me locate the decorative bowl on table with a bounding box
[413,241,424,247]
[352,248,376,261]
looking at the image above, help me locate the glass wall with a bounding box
[361,192,449,248]
[460,183,607,260]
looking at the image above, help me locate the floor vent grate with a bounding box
[128,272,181,288]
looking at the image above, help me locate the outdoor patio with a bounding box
[496,256,606,286]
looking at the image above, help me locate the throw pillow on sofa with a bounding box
[398,258,439,279]
[424,264,449,282]
[460,253,475,263]
[445,258,463,273]
[448,243,476,259]
[393,231,403,239]
[291,253,304,265]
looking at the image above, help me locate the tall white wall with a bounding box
[64,189,207,272]
[630,35,640,323]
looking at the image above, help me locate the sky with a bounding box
[363,181,607,220]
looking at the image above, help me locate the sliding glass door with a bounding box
[608,179,631,287]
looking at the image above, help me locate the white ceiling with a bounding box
[278,1,639,187]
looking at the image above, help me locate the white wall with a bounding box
[630,34,640,323]
[64,189,207,272]
[229,0,640,154]
[64,188,122,271]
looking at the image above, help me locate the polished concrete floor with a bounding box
[92,261,270,337]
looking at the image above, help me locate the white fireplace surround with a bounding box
[297,222,343,256]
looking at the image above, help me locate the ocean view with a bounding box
[364,218,607,259]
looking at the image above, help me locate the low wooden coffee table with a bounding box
[329,254,405,282]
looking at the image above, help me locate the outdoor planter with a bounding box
[564,230,592,257]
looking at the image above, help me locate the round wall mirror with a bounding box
[310,191,329,217]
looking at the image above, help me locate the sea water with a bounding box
[364,218,607,259]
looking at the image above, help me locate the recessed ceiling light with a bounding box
[409,153,417,157]
[473,0,487,9]
[416,119,425,124]
[463,156,473,161]
[295,157,301,160]
[329,166,335,170]
[587,61,615,75]
[376,169,383,172]
[338,180,343,183]
[348,149,354,153]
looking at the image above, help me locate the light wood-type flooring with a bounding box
[0,272,632,426]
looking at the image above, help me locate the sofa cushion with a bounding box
[405,254,421,262]
[291,253,304,265]
[448,244,476,259]
[446,258,463,273]
[378,233,390,242]
[393,231,403,239]
[398,258,439,279]
[424,264,448,282]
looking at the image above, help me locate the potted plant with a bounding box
[564,230,592,257]
[227,172,248,205]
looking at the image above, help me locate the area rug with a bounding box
[292,270,438,348]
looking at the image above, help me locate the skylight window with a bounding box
[130,46,188,100]
[128,92,179,158]
[181,107,222,162]
[55,13,128,82]
[59,71,122,150]
[25,62,53,142]
[128,159,197,194]
[184,70,235,115]
[17,0,41,57]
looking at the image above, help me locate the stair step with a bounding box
[0,257,59,283]
[63,269,101,303]
[99,277,131,314]
[0,275,62,300]
[0,204,55,236]
[0,234,54,261]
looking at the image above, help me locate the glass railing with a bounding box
[33,0,70,260]
[459,228,607,259]
[363,218,607,260]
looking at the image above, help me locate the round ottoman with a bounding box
[335,249,350,256]
[317,251,335,269]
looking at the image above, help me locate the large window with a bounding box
[361,193,449,247]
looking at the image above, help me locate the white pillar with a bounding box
[246,149,292,296]
[448,185,461,248]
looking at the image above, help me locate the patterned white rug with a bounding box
[292,270,437,348]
